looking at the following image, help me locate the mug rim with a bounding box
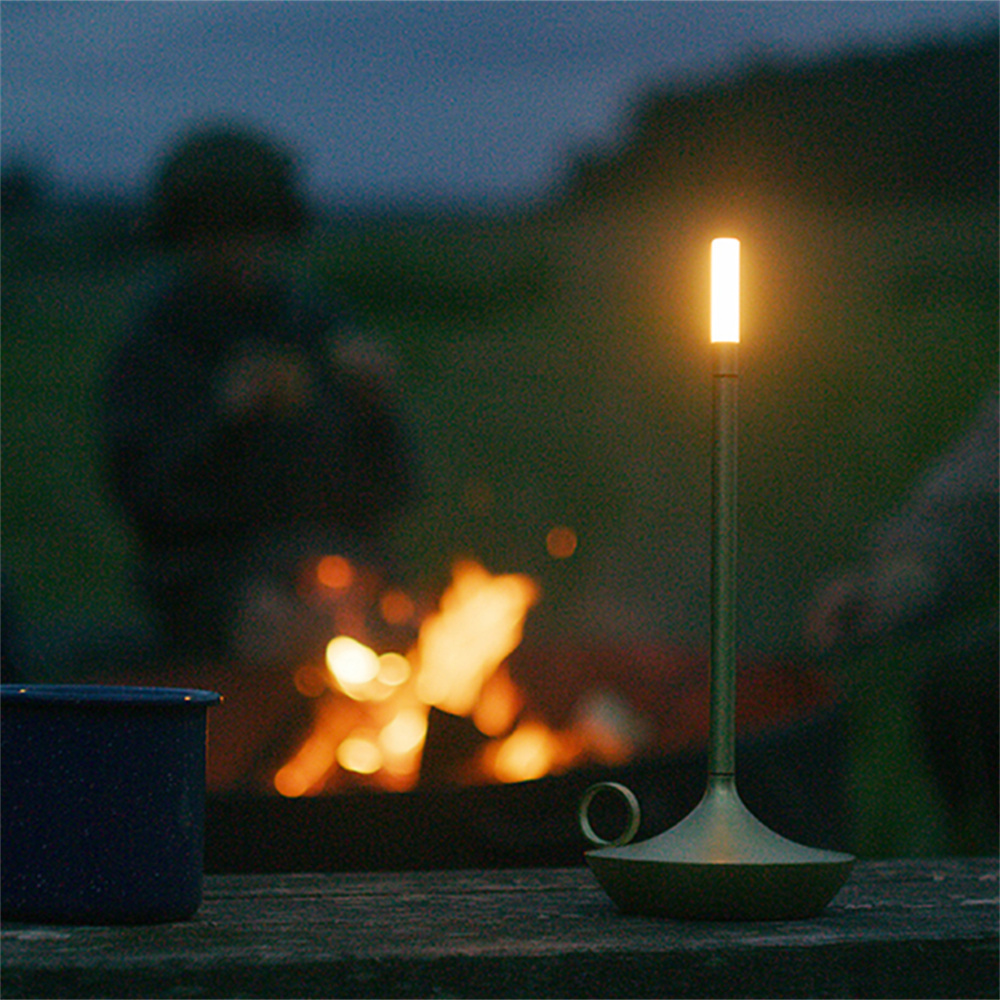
[0,683,221,706]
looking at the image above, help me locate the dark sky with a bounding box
[2,1,996,207]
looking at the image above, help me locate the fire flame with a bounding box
[273,556,656,796]
[275,558,550,795]
[487,720,575,784]
[413,560,539,716]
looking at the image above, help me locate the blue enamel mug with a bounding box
[1,684,220,924]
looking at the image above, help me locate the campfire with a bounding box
[88,551,837,807]
[271,557,642,796]
[117,549,830,802]
[83,549,844,872]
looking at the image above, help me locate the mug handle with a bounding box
[578,781,641,847]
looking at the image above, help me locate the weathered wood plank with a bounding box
[2,858,997,999]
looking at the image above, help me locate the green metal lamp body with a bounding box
[582,342,854,921]
[586,776,854,921]
[709,342,739,780]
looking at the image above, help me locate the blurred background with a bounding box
[2,2,997,862]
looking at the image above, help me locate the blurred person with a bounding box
[101,122,417,668]
[806,392,997,653]
[806,391,998,844]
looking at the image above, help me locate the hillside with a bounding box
[563,34,998,207]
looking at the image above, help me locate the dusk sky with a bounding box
[2,1,997,208]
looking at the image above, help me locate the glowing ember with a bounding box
[545,525,578,559]
[471,665,523,738]
[377,652,412,688]
[337,733,382,774]
[487,720,577,784]
[316,554,354,591]
[379,589,416,626]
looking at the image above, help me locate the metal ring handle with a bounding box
[578,781,641,847]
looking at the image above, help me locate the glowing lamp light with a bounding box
[710,238,740,344]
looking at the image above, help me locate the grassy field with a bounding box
[3,193,996,641]
[3,192,996,856]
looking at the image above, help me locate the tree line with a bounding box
[564,33,998,208]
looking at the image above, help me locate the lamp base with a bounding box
[586,777,854,920]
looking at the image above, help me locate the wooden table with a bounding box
[2,858,996,999]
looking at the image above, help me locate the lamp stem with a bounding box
[709,342,739,779]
